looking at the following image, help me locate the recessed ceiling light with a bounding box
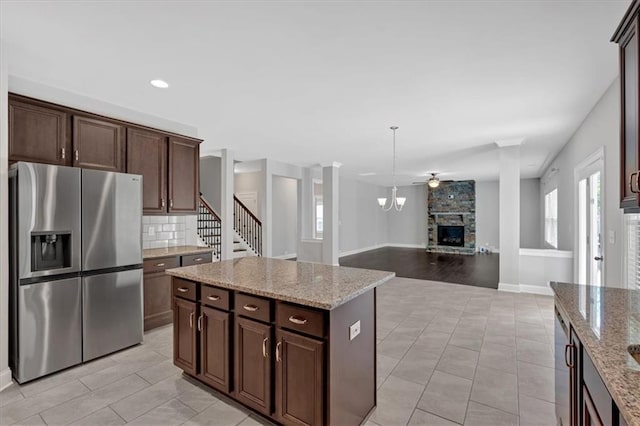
[150,79,169,89]
[359,172,376,176]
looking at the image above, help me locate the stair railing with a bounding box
[233,195,262,256]
[197,194,222,260]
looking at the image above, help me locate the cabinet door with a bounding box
[143,271,173,331]
[73,116,125,172]
[275,329,324,426]
[235,317,272,416]
[173,298,197,375]
[620,17,640,210]
[9,98,68,165]
[570,327,580,426]
[127,128,167,214]
[583,386,603,426]
[168,137,199,213]
[199,306,231,393]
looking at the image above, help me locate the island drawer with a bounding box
[235,293,272,323]
[202,285,231,311]
[182,252,212,267]
[276,302,325,339]
[144,256,179,273]
[173,278,198,302]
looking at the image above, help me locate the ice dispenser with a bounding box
[31,232,71,271]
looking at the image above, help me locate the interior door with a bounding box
[577,168,603,286]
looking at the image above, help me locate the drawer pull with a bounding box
[631,172,639,194]
[194,257,203,262]
[565,343,575,368]
[288,315,308,325]
[276,341,282,362]
[197,315,203,331]
[262,337,268,358]
[189,312,194,329]
[243,304,259,312]
[207,295,221,301]
[155,263,166,267]
[176,287,189,293]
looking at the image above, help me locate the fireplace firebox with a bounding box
[438,225,464,247]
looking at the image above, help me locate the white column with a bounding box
[220,149,234,260]
[0,36,11,389]
[497,139,523,291]
[322,162,341,265]
[298,167,313,241]
[261,159,273,257]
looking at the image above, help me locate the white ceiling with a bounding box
[1,0,629,186]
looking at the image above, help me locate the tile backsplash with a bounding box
[142,215,200,249]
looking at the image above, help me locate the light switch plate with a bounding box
[349,320,361,341]
[608,230,615,244]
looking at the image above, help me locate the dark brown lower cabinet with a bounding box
[235,317,273,416]
[173,298,197,375]
[144,271,173,331]
[199,306,231,393]
[583,387,603,426]
[275,329,324,426]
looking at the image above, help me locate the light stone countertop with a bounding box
[166,257,395,310]
[143,246,214,260]
[551,282,640,426]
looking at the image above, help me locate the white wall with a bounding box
[0,37,11,390]
[476,181,500,251]
[386,185,427,247]
[338,176,388,254]
[476,178,542,251]
[541,78,624,287]
[200,156,222,213]
[234,171,263,219]
[272,176,298,257]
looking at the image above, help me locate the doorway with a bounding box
[576,151,604,286]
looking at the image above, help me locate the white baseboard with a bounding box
[274,253,297,260]
[339,243,426,258]
[0,367,12,391]
[498,282,553,296]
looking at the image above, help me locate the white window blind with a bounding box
[626,214,640,290]
[545,189,558,248]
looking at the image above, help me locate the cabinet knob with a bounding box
[243,304,259,312]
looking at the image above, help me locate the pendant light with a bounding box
[377,126,406,211]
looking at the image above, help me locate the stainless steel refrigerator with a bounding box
[9,162,143,383]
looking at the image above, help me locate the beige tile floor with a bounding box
[0,277,557,426]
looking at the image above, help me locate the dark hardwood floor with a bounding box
[339,247,499,289]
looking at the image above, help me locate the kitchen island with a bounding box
[552,282,639,426]
[166,257,395,426]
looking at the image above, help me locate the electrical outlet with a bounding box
[349,320,361,341]
[148,226,155,237]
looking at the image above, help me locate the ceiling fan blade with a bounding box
[411,182,426,185]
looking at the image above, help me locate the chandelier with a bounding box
[377,126,406,211]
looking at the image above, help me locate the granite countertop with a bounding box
[166,257,395,310]
[143,246,214,260]
[551,282,640,426]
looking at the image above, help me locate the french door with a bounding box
[577,159,604,286]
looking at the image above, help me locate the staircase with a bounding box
[197,195,222,260]
[196,194,262,259]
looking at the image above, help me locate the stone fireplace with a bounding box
[427,180,476,254]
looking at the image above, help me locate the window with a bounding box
[544,189,558,248]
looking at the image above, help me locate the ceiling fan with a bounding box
[412,172,448,188]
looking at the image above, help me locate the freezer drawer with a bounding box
[14,277,82,383]
[82,169,142,270]
[83,269,143,361]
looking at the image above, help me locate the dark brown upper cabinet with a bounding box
[73,116,125,172]
[127,128,168,214]
[9,98,69,166]
[612,1,640,213]
[168,137,200,214]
